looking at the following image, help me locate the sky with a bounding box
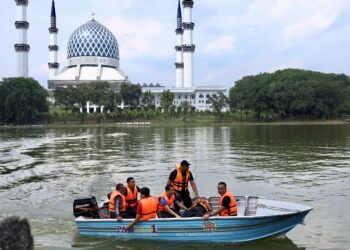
[1,0,350,89]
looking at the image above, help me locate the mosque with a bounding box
[14,0,227,112]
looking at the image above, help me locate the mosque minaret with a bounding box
[14,0,30,77]
[48,0,59,80]
[175,0,184,88]
[182,0,195,88]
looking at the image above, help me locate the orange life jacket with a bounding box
[158,192,176,212]
[109,190,126,213]
[125,186,138,208]
[140,197,158,221]
[171,163,191,192]
[218,191,237,216]
[198,200,210,212]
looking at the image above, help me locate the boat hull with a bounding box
[75,210,310,243]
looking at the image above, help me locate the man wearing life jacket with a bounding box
[108,183,127,221]
[182,197,212,217]
[203,182,237,220]
[126,187,160,231]
[158,184,189,218]
[124,177,140,218]
[167,160,199,211]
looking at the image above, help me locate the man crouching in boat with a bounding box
[109,183,127,221]
[203,182,237,220]
[158,184,189,218]
[126,187,160,231]
[182,197,212,217]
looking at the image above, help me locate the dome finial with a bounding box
[92,13,95,20]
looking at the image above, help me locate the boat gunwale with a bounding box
[75,196,312,222]
[75,208,312,223]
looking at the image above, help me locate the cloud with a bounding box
[268,59,305,73]
[268,0,291,18]
[31,64,49,79]
[278,0,348,41]
[203,35,236,55]
[282,13,336,41]
[105,16,172,60]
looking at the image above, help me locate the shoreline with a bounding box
[0,119,346,129]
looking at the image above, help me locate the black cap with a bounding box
[180,160,191,166]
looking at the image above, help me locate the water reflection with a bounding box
[71,234,305,250]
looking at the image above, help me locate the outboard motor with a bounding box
[73,196,100,219]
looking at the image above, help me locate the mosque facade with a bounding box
[15,0,227,112]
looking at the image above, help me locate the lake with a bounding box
[0,124,349,249]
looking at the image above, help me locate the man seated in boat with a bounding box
[203,182,237,220]
[182,197,212,217]
[158,184,189,218]
[109,183,127,221]
[126,187,160,231]
[167,160,200,212]
[124,177,141,218]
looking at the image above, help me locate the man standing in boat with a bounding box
[203,182,237,219]
[167,160,200,211]
[124,177,140,218]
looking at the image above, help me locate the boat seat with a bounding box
[244,196,258,216]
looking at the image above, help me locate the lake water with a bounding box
[0,124,349,249]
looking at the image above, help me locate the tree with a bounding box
[178,101,191,115]
[229,69,350,119]
[208,92,228,119]
[160,90,175,115]
[88,81,109,111]
[103,89,122,113]
[54,86,76,123]
[178,101,192,121]
[120,83,142,109]
[73,84,91,123]
[0,78,48,124]
[141,91,155,110]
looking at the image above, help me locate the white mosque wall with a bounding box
[142,87,227,112]
[183,53,194,88]
[100,67,126,81]
[176,68,184,88]
[183,5,192,24]
[17,5,27,22]
[17,28,27,43]
[67,56,119,68]
[17,52,28,77]
[80,66,98,81]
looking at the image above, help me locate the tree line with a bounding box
[229,69,350,119]
[0,78,228,124]
[2,69,350,124]
[0,78,48,124]
[53,82,227,122]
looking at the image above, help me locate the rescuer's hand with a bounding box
[203,214,210,220]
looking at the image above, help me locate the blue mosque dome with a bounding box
[67,19,119,60]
